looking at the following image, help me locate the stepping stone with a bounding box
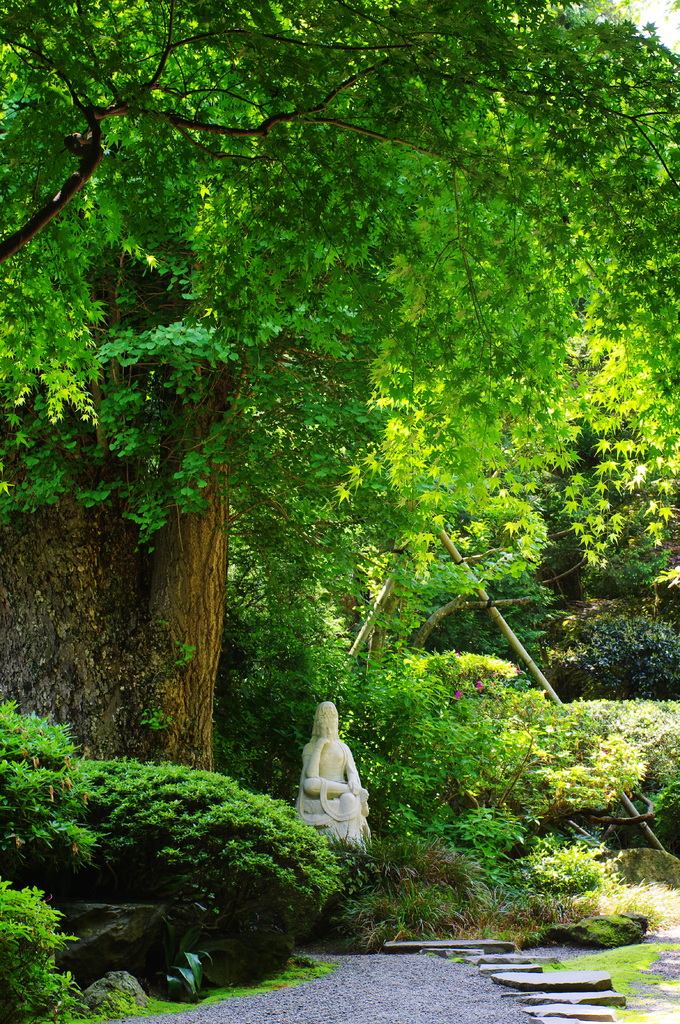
[419,947,489,959]
[491,971,612,992]
[468,953,562,965]
[520,992,626,1008]
[384,938,517,953]
[480,963,544,975]
[533,1018,615,1024]
[523,1006,617,1022]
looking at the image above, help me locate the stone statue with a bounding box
[295,701,370,844]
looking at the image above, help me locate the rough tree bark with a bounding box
[0,489,227,768]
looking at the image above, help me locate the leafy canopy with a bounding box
[1,1,680,548]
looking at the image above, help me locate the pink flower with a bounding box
[454,690,462,699]
[475,681,483,691]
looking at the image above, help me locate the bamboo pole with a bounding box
[348,575,397,657]
[439,528,665,852]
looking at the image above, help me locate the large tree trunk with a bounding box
[0,490,227,768]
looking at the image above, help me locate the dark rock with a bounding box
[81,971,147,1016]
[609,848,680,889]
[620,911,649,933]
[480,963,543,975]
[55,901,169,985]
[539,914,645,949]
[202,932,295,987]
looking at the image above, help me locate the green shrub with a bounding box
[574,700,680,789]
[0,880,78,1024]
[0,702,95,880]
[79,760,341,937]
[653,776,680,854]
[524,837,607,895]
[562,617,680,700]
[339,652,644,851]
[467,886,594,949]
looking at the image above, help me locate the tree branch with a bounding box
[411,595,465,649]
[458,597,534,610]
[307,116,443,157]
[587,796,655,826]
[0,113,103,265]
[0,56,379,261]
[541,558,586,585]
[171,122,272,161]
[146,0,176,89]
[160,63,386,139]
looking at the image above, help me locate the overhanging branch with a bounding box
[0,114,103,265]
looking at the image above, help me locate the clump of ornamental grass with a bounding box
[455,886,596,949]
[340,882,473,952]
[585,879,680,930]
[334,835,491,952]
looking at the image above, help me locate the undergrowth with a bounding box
[66,958,332,1022]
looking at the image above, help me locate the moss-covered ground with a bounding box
[67,958,333,1022]
[545,944,680,1024]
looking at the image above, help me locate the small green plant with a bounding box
[161,922,217,1002]
[0,702,96,879]
[174,642,196,666]
[590,880,680,929]
[524,837,608,895]
[140,707,173,731]
[463,885,592,948]
[335,835,490,951]
[445,808,527,874]
[653,775,680,854]
[0,880,79,1024]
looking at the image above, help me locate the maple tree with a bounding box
[1,0,679,764]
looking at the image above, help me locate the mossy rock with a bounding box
[81,970,147,1016]
[540,914,645,949]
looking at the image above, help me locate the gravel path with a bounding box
[113,954,530,1024]
[108,927,680,1024]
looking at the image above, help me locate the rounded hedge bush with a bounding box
[79,760,341,937]
[563,617,680,700]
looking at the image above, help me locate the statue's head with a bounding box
[312,700,339,740]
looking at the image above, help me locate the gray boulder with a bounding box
[540,914,645,949]
[81,971,147,1016]
[55,901,169,984]
[609,848,680,889]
